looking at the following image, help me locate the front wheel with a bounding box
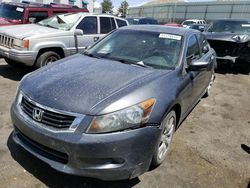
[151,110,176,167]
[35,51,61,68]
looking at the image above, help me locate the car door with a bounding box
[197,33,215,93]
[185,34,206,103]
[75,16,99,53]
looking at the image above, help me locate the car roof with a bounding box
[127,17,156,20]
[184,19,205,21]
[120,25,198,36]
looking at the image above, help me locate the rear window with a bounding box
[28,11,48,22]
[116,19,127,27]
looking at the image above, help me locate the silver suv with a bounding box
[0,12,128,68]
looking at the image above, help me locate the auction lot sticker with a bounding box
[159,33,181,40]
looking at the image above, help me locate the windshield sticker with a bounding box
[242,24,250,27]
[159,33,181,40]
[16,7,24,12]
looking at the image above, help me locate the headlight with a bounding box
[232,34,248,42]
[13,39,29,48]
[87,98,156,134]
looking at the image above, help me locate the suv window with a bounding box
[53,11,68,15]
[77,16,97,34]
[186,34,200,64]
[100,17,115,34]
[116,19,127,27]
[28,11,48,23]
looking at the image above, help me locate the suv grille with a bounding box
[0,34,14,48]
[21,96,75,129]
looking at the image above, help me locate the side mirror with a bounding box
[187,61,209,71]
[28,17,36,23]
[74,29,83,36]
[202,45,209,54]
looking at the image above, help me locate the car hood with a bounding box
[20,54,166,115]
[0,24,66,39]
[204,32,250,43]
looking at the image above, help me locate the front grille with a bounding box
[21,96,75,129]
[15,128,68,164]
[0,34,14,48]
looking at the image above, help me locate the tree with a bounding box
[101,0,113,13]
[118,0,129,17]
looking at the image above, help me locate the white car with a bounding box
[182,19,206,27]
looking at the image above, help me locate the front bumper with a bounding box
[0,45,36,66]
[208,39,250,63]
[11,104,161,180]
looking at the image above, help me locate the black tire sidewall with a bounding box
[35,51,61,68]
[151,110,176,167]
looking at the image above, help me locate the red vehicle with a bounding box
[163,23,183,27]
[0,1,88,26]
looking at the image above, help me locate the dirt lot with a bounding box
[0,59,249,188]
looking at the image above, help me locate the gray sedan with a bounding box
[11,25,216,180]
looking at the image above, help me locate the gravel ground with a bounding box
[0,59,249,188]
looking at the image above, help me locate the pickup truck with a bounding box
[0,13,128,68]
[0,1,88,26]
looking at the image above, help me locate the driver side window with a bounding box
[76,16,97,34]
[186,34,200,65]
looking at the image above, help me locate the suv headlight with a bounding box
[87,98,156,134]
[232,34,249,42]
[13,39,29,48]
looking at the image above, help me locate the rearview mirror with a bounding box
[28,17,36,23]
[74,29,83,36]
[187,61,209,71]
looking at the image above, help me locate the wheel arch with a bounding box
[35,47,65,65]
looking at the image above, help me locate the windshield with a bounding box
[87,29,182,70]
[126,18,139,25]
[0,4,24,21]
[182,21,195,25]
[38,13,82,30]
[207,20,250,34]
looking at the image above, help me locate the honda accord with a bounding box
[11,25,216,180]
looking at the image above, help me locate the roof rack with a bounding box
[21,1,45,7]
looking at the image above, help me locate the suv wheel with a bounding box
[151,110,176,167]
[35,51,61,68]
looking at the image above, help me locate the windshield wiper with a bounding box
[83,51,101,59]
[108,57,151,68]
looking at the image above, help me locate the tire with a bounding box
[35,51,61,68]
[203,72,215,98]
[151,110,176,167]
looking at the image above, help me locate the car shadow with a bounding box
[0,63,33,81]
[215,63,250,75]
[7,133,140,188]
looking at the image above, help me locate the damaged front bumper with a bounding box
[10,104,162,180]
[208,39,250,63]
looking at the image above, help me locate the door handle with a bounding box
[94,37,99,42]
